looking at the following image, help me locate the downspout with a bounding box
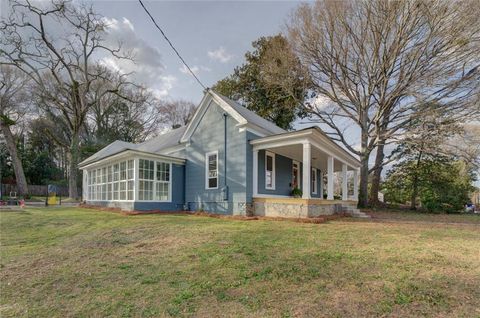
[223,113,229,201]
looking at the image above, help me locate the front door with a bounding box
[292,161,299,189]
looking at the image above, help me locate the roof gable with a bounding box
[180,89,286,143]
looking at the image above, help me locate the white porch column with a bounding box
[302,142,311,199]
[327,156,334,200]
[82,170,88,201]
[253,149,259,197]
[353,169,359,200]
[342,163,348,201]
[319,171,324,199]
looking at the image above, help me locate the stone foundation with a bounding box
[253,197,345,218]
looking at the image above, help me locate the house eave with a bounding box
[78,149,186,170]
[250,128,361,168]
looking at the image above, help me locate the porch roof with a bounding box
[250,127,361,170]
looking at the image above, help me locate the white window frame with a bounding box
[137,158,172,203]
[205,150,219,190]
[311,167,317,194]
[154,161,172,202]
[265,151,276,190]
[86,158,135,202]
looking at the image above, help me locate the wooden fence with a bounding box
[0,184,81,197]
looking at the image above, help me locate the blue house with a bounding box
[79,89,361,217]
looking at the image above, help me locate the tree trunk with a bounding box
[68,133,80,199]
[358,153,369,208]
[369,142,385,206]
[410,150,423,210]
[357,117,370,208]
[0,120,28,196]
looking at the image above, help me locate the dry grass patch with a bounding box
[1,207,479,317]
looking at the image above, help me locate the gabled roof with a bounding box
[180,89,286,143]
[78,126,186,167]
[212,92,286,135]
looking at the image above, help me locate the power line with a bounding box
[137,0,207,90]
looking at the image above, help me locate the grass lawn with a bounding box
[1,208,479,317]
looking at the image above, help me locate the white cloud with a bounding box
[179,64,211,76]
[100,17,174,96]
[207,46,234,63]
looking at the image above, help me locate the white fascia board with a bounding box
[311,130,361,168]
[237,123,269,137]
[79,149,185,170]
[209,91,248,125]
[180,93,211,143]
[250,130,313,146]
[249,128,361,169]
[180,90,248,144]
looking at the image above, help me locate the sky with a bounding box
[85,0,303,104]
[1,0,478,184]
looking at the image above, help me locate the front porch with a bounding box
[250,127,362,217]
[253,197,357,218]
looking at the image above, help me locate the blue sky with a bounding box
[90,0,302,103]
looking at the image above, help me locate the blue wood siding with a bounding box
[184,99,248,214]
[257,150,321,197]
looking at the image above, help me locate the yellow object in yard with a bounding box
[48,196,57,205]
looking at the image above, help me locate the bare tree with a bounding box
[287,0,480,207]
[89,73,161,144]
[1,0,131,198]
[157,99,196,129]
[0,65,30,196]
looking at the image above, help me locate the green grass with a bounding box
[1,208,479,317]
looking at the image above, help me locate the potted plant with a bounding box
[291,187,302,198]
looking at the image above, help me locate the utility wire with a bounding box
[138,0,207,90]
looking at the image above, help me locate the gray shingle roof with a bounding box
[211,91,286,135]
[79,126,186,167]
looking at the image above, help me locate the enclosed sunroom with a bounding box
[79,148,185,211]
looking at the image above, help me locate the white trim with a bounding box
[181,91,247,143]
[302,142,311,199]
[237,123,269,137]
[249,128,361,169]
[205,150,219,190]
[136,159,172,203]
[253,150,259,196]
[79,149,185,169]
[86,158,135,202]
[327,156,334,200]
[311,167,317,194]
[342,163,348,201]
[353,168,359,200]
[265,151,276,190]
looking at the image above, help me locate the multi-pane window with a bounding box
[138,159,154,201]
[311,168,317,194]
[155,162,170,201]
[205,151,218,189]
[265,151,275,190]
[87,158,171,202]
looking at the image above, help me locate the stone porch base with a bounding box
[252,197,357,218]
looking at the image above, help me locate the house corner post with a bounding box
[302,142,311,199]
[253,149,258,197]
[327,156,334,200]
[342,164,348,201]
[353,168,359,201]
